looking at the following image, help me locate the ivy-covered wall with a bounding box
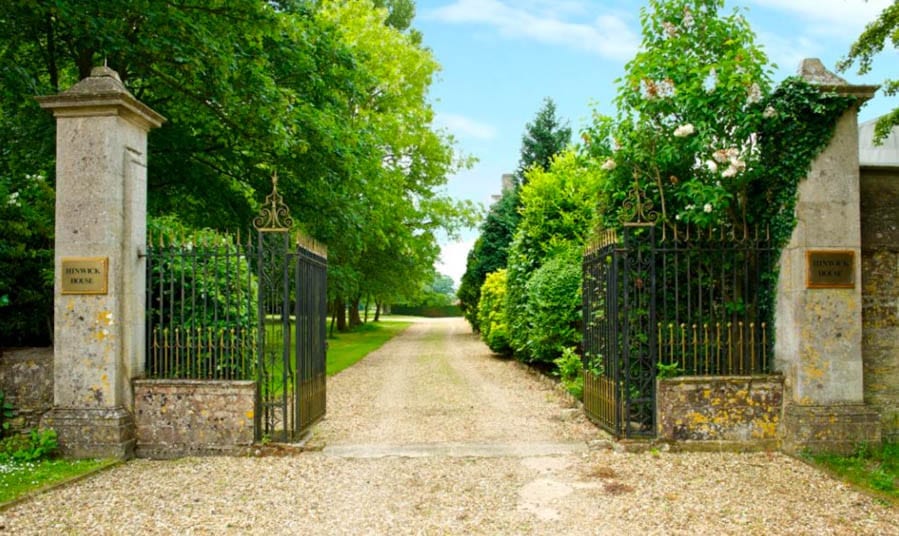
[860,167,899,442]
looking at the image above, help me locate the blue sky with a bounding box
[416,0,897,286]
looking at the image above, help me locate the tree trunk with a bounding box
[374,301,382,322]
[335,298,348,332]
[363,296,370,323]
[349,295,362,328]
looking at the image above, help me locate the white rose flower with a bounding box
[763,106,776,119]
[722,166,738,178]
[601,158,617,171]
[703,203,713,213]
[673,124,695,137]
[705,160,718,173]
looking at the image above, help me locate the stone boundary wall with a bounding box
[0,348,53,433]
[657,376,783,448]
[134,379,254,458]
[860,169,899,442]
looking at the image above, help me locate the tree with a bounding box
[457,187,519,330]
[838,1,899,142]
[593,0,772,231]
[515,97,572,185]
[0,0,476,342]
[314,0,477,329]
[504,149,603,364]
[459,98,570,330]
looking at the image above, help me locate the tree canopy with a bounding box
[0,0,475,342]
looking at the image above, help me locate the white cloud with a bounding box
[756,30,819,75]
[435,113,498,140]
[747,0,892,34]
[427,0,639,61]
[436,239,476,287]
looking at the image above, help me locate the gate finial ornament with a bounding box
[619,183,658,227]
[253,172,293,231]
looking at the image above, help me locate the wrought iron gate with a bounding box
[583,224,657,438]
[146,178,328,442]
[583,218,774,439]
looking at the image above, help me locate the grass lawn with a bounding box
[326,320,411,375]
[0,458,115,505]
[804,442,899,505]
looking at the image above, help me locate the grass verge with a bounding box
[327,320,411,376]
[0,458,116,506]
[803,442,898,505]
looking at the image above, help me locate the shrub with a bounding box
[0,428,58,462]
[523,246,583,365]
[477,269,511,354]
[554,346,584,400]
[504,150,602,360]
[0,172,54,346]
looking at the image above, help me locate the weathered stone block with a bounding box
[134,380,254,458]
[781,404,881,455]
[0,347,53,432]
[40,407,135,459]
[657,375,783,448]
[859,170,899,443]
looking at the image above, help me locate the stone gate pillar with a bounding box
[776,59,880,454]
[37,67,164,458]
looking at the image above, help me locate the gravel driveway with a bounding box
[1,318,896,535]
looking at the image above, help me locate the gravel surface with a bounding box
[1,318,896,535]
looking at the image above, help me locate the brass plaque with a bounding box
[807,250,854,289]
[61,257,109,295]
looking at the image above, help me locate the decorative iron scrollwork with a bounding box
[618,184,659,226]
[253,173,293,231]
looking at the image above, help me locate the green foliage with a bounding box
[408,272,456,308]
[477,269,511,355]
[838,2,899,142]
[656,361,683,379]
[461,97,570,332]
[593,0,773,231]
[458,188,519,330]
[505,150,603,362]
[522,246,583,364]
[804,442,899,503]
[553,346,584,400]
[753,78,856,250]
[0,172,54,346]
[516,97,572,185]
[0,429,58,463]
[0,0,475,338]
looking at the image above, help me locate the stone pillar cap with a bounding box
[36,66,165,129]
[798,58,878,101]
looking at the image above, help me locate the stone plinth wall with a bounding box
[0,347,53,433]
[657,376,783,448]
[134,380,254,458]
[860,168,899,442]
